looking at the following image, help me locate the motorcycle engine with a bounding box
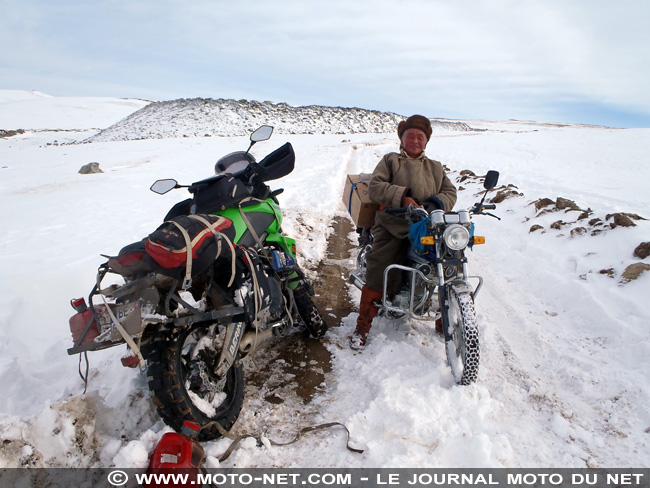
[234,254,285,329]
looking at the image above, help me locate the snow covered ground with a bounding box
[0,92,648,468]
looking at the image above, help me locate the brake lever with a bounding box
[410,205,428,219]
[485,212,501,220]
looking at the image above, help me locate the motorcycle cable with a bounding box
[78,352,89,394]
[205,420,364,462]
[75,270,108,393]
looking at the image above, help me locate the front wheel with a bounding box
[442,288,480,385]
[147,324,245,441]
[293,284,328,338]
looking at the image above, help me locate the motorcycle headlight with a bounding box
[443,224,470,251]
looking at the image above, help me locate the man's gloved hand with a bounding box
[424,195,444,211]
[402,196,422,208]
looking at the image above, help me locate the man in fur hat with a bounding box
[350,115,457,350]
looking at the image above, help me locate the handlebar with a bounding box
[471,202,500,220]
[383,207,408,215]
[383,205,428,220]
[470,202,500,220]
[383,202,501,221]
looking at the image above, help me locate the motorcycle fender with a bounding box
[215,321,244,377]
[448,280,473,296]
[110,276,157,300]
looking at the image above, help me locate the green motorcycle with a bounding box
[67,126,327,441]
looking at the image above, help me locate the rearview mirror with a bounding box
[483,170,499,190]
[250,125,273,143]
[150,179,178,195]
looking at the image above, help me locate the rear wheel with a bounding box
[442,288,480,385]
[147,324,245,441]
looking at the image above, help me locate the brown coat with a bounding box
[368,151,457,239]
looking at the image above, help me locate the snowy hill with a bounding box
[84,97,475,142]
[0,94,649,469]
[0,90,53,103]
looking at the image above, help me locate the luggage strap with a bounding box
[100,293,146,368]
[206,420,364,462]
[237,197,288,257]
[237,197,266,252]
[168,220,194,289]
[348,181,359,214]
[168,216,237,290]
[238,246,262,338]
[187,215,237,288]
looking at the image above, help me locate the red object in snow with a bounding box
[146,421,205,488]
[120,355,140,368]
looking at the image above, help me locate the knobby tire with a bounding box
[146,324,245,441]
[443,289,480,385]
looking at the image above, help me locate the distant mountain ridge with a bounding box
[83,97,475,142]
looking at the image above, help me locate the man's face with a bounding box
[401,128,428,158]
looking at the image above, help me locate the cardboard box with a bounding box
[342,174,379,228]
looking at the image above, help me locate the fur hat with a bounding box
[397,115,432,141]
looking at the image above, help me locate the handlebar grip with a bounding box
[384,207,407,215]
[482,204,496,210]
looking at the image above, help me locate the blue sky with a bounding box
[2,0,649,128]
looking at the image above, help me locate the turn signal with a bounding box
[473,236,486,245]
[420,236,435,245]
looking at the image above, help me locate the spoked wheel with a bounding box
[147,323,245,441]
[442,287,480,385]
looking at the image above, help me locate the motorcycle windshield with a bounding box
[215,151,255,176]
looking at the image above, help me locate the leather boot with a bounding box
[350,286,383,350]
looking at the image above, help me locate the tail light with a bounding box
[70,297,88,313]
[106,250,149,276]
[114,251,146,267]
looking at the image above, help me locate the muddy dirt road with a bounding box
[242,216,356,415]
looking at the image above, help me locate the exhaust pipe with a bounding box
[238,327,275,355]
[349,270,366,291]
